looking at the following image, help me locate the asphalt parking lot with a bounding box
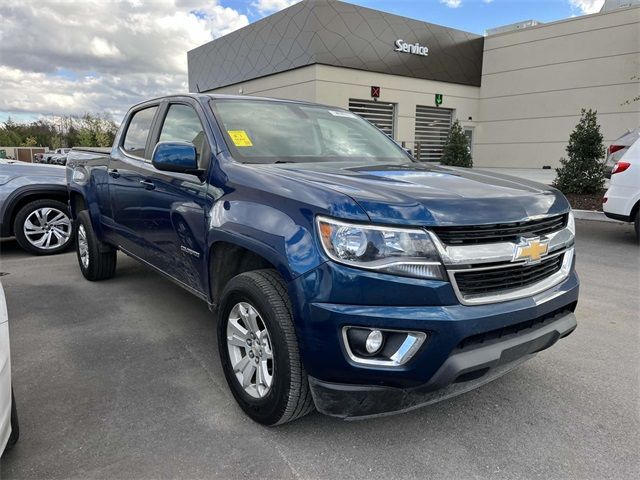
[0,220,638,479]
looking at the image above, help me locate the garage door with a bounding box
[348,99,395,138]
[414,106,453,162]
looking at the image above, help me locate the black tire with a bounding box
[75,210,117,281]
[217,269,314,425]
[13,199,74,255]
[2,388,18,455]
[634,209,639,244]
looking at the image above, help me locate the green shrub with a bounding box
[553,109,606,194]
[440,119,472,168]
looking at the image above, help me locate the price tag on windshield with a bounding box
[227,130,253,147]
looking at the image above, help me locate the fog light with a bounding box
[365,330,383,354]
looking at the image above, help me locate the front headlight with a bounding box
[316,216,445,280]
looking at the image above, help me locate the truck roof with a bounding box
[128,93,332,112]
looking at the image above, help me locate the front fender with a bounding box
[207,199,323,282]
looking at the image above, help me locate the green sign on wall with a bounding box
[435,93,443,106]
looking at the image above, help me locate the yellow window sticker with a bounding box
[227,130,253,147]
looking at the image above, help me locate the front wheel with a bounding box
[217,270,314,425]
[13,199,73,255]
[75,210,117,281]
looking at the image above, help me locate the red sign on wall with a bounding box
[371,86,380,98]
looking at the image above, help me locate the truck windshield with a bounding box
[210,99,409,164]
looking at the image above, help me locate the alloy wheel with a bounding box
[226,302,274,399]
[23,207,71,250]
[77,224,89,269]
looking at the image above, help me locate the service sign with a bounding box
[394,39,429,57]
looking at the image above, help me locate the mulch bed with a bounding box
[563,190,607,211]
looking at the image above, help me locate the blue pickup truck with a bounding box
[66,94,579,425]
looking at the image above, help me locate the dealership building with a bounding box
[188,0,640,168]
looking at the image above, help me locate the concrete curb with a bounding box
[573,209,623,223]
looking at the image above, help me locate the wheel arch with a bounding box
[69,191,88,219]
[208,240,281,309]
[2,185,68,237]
[630,199,640,221]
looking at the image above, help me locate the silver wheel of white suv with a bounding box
[226,301,274,399]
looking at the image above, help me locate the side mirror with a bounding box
[152,141,201,175]
[403,148,413,157]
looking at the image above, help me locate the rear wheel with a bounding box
[217,270,314,425]
[75,210,117,281]
[634,209,639,244]
[13,199,73,255]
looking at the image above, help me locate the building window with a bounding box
[348,99,395,139]
[414,105,453,162]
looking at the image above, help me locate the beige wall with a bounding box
[207,64,481,148]
[206,65,320,101]
[475,5,640,168]
[312,65,480,146]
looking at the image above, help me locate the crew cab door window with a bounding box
[122,106,158,159]
[158,104,206,163]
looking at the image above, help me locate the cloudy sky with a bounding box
[0,0,604,124]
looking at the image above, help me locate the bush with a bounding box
[440,119,472,168]
[553,109,606,194]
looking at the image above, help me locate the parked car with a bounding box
[0,159,73,255]
[603,135,640,241]
[67,94,579,425]
[0,281,19,456]
[48,154,67,166]
[605,128,639,177]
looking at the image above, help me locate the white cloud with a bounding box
[483,0,494,4]
[440,0,462,8]
[251,0,300,14]
[0,0,250,121]
[568,0,605,14]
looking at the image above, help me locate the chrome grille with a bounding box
[432,215,567,245]
[453,254,564,298]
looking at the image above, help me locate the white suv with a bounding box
[603,134,640,242]
[0,282,18,456]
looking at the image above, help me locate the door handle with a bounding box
[139,179,156,190]
[108,169,120,179]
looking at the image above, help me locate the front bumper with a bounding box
[291,260,579,418]
[309,311,576,419]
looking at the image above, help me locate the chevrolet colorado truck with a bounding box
[66,94,579,425]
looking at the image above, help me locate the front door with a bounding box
[136,101,212,295]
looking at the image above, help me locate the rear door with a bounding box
[137,99,212,295]
[107,104,160,258]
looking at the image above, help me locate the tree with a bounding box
[553,109,606,194]
[22,136,37,147]
[0,113,118,149]
[440,119,472,168]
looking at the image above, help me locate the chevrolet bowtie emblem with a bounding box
[514,237,549,263]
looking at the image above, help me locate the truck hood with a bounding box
[256,162,569,226]
[0,160,65,185]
